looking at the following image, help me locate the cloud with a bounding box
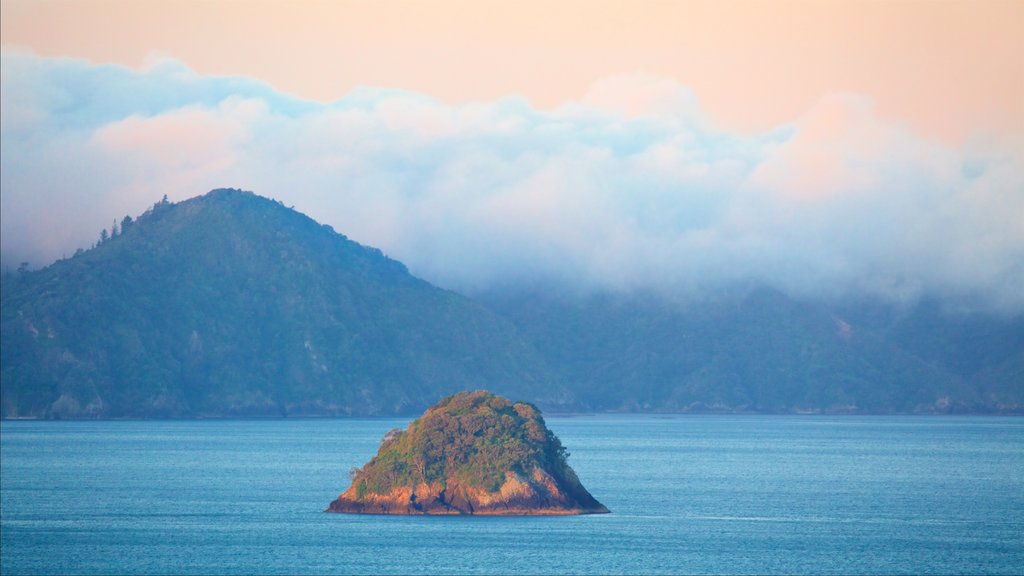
[2,53,1022,312]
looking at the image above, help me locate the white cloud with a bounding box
[2,52,1022,312]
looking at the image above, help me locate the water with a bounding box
[2,415,1022,575]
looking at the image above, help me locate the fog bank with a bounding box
[3,52,1022,312]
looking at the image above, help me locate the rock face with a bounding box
[327,391,609,515]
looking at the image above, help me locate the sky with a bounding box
[1,0,1022,311]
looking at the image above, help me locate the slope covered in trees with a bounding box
[480,288,1024,414]
[1,189,561,417]
[328,390,608,515]
[2,188,1021,417]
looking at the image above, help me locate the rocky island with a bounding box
[327,391,609,515]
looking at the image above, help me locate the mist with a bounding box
[2,52,1022,312]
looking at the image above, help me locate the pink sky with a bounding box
[2,0,1023,308]
[2,0,1021,144]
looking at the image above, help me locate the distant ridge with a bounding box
[1,189,562,418]
[481,288,1024,414]
[2,188,1021,418]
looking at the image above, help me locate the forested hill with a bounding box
[1,189,561,418]
[480,289,1024,414]
[2,189,1021,418]
[329,390,608,515]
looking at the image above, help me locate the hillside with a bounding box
[480,288,1024,414]
[0,189,562,418]
[2,188,1021,418]
[327,390,608,515]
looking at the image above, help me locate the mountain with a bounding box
[480,288,1024,414]
[327,390,608,515]
[1,189,562,418]
[3,188,1021,418]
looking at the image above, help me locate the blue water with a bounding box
[2,415,1022,575]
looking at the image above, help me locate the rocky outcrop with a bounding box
[326,391,608,515]
[327,467,605,515]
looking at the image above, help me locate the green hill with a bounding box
[480,288,1024,414]
[327,390,608,515]
[2,188,1020,417]
[1,189,561,417]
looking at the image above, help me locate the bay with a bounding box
[2,415,1022,575]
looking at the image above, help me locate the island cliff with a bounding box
[327,390,609,515]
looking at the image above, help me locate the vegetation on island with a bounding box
[350,390,570,495]
[329,390,608,515]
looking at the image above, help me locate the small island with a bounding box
[326,391,609,515]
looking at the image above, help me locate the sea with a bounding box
[1,415,1022,575]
